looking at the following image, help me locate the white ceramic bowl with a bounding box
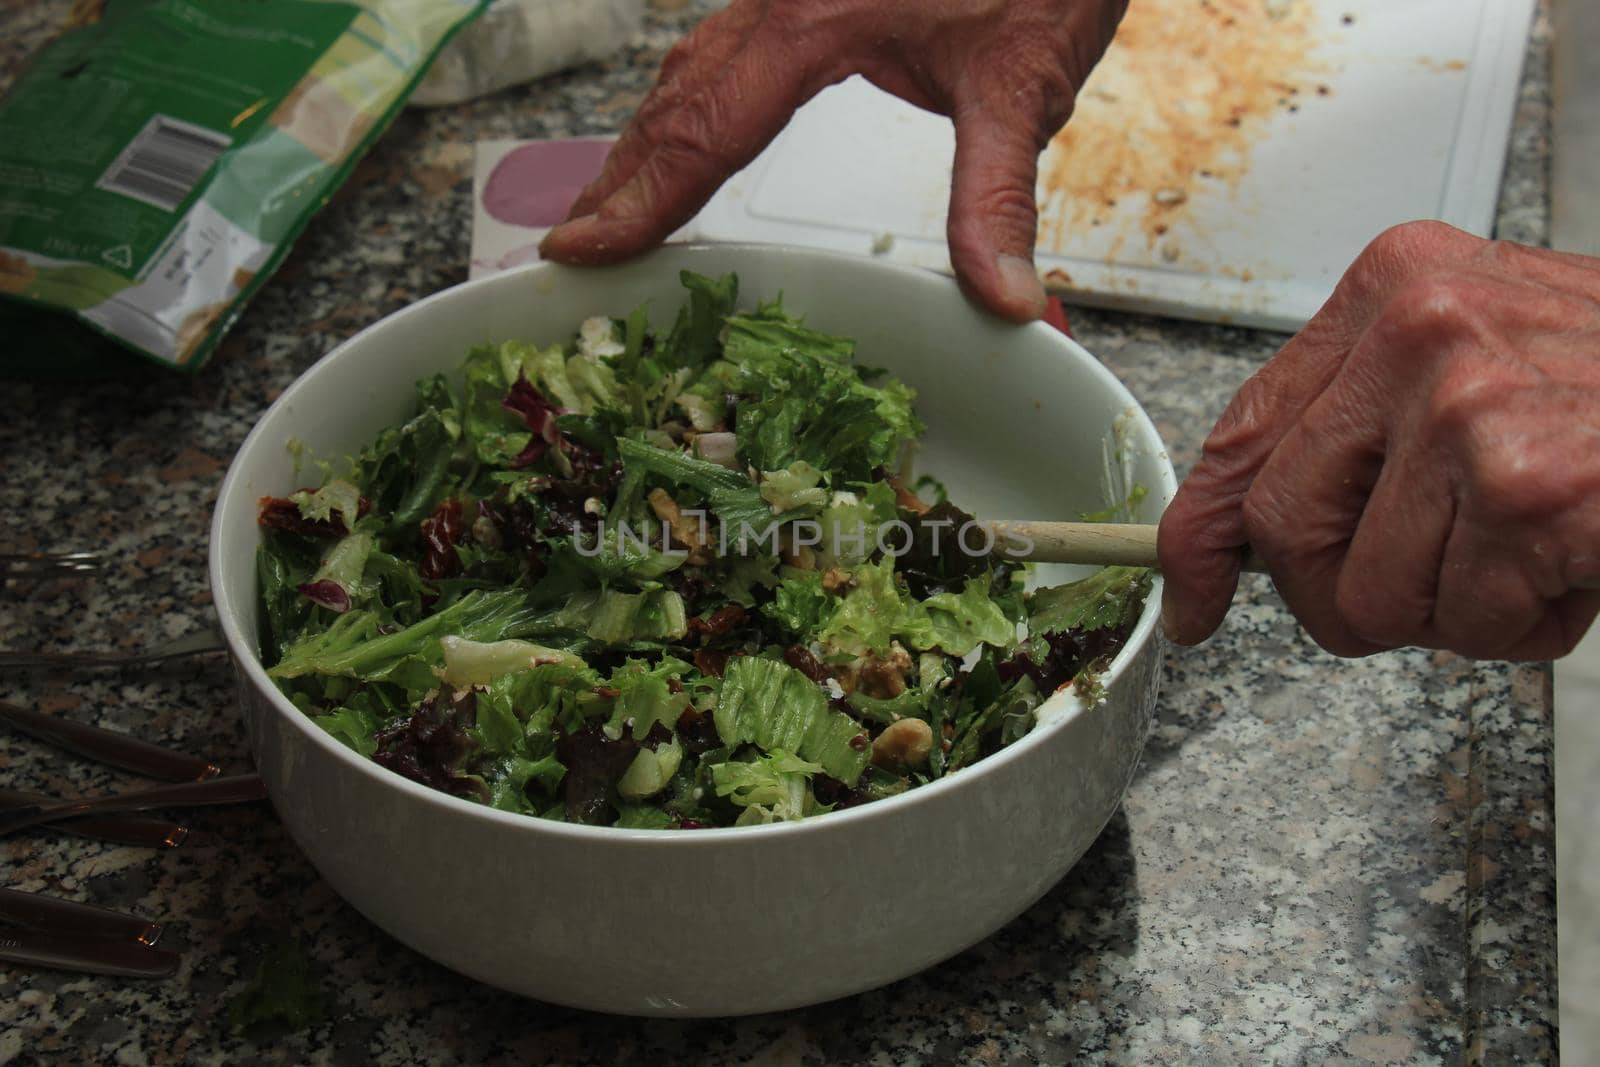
[209,244,1174,1016]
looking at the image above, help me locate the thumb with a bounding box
[1156,444,1257,646]
[1156,325,1365,645]
[945,102,1049,322]
[541,32,828,265]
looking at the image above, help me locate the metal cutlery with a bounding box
[0,888,178,978]
[0,556,265,980]
[0,699,221,782]
[0,787,188,848]
[0,625,227,670]
[0,551,104,580]
[0,774,268,837]
[0,926,179,979]
[0,887,164,946]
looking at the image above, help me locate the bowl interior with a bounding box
[210,244,1175,824]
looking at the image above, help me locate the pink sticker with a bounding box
[482,139,615,228]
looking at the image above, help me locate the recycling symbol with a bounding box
[102,244,133,270]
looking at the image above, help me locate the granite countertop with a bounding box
[0,1,1558,1063]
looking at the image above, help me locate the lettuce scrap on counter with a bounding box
[255,272,1150,828]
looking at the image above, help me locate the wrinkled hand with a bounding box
[538,0,1127,322]
[1158,221,1600,660]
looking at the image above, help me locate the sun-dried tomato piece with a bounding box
[693,648,731,678]
[676,706,722,755]
[782,645,828,684]
[257,493,369,538]
[687,604,748,639]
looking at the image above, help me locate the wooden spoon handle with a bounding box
[983,521,1268,573]
[985,521,1600,590]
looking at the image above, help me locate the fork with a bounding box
[0,926,180,978]
[0,887,164,945]
[0,883,178,980]
[0,551,104,579]
[0,699,221,782]
[0,774,267,836]
[0,787,188,848]
[0,625,227,670]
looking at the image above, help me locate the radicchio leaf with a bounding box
[372,689,483,799]
[418,498,466,581]
[502,376,562,469]
[555,723,639,825]
[998,626,1130,693]
[296,579,351,613]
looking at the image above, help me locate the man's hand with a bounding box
[538,0,1127,322]
[1158,221,1600,660]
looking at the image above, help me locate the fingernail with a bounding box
[539,213,597,252]
[996,254,1048,320]
[1160,588,1181,643]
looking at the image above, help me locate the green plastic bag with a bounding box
[0,0,486,375]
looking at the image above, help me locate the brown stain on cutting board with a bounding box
[1038,0,1328,252]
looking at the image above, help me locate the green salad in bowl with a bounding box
[255,271,1149,830]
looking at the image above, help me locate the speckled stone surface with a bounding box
[0,1,1559,1063]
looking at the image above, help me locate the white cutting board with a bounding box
[692,0,1536,330]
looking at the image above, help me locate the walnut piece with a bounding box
[648,488,712,565]
[871,718,933,772]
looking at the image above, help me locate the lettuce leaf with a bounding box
[713,656,869,784]
[461,342,537,467]
[518,345,618,415]
[761,570,834,638]
[617,437,774,547]
[478,661,601,743]
[355,374,462,533]
[555,528,686,587]
[614,801,677,829]
[710,749,825,825]
[816,557,902,659]
[947,674,1042,772]
[617,738,684,799]
[602,656,693,741]
[486,754,567,813]
[818,559,1017,659]
[257,536,320,665]
[289,479,363,529]
[661,270,738,370]
[716,553,783,608]
[312,706,381,757]
[584,588,688,644]
[900,576,1017,657]
[758,461,828,514]
[1027,566,1152,636]
[845,688,925,726]
[814,482,897,569]
[268,588,545,686]
[723,305,921,481]
[437,635,587,687]
[299,531,376,614]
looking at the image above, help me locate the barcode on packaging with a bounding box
[94,115,231,213]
